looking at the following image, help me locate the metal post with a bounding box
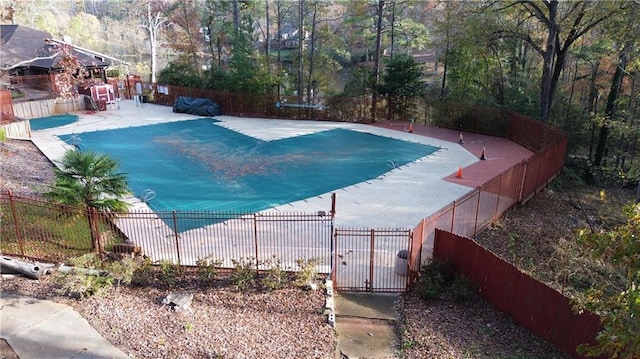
[171,211,181,266]
[331,228,338,286]
[450,200,456,232]
[331,192,336,217]
[7,191,25,256]
[369,229,375,292]
[329,192,336,283]
[253,213,260,274]
[406,230,413,291]
[473,190,481,237]
[494,173,504,223]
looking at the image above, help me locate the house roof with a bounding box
[0,24,109,71]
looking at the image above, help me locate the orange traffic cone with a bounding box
[458,133,464,144]
[408,123,414,133]
[456,166,463,178]
[480,146,487,160]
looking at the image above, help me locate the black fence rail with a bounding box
[332,227,413,293]
[114,209,334,273]
[1,192,334,274]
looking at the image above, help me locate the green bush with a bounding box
[159,259,180,287]
[196,257,221,285]
[448,274,476,302]
[54,253,142,299]
[131,257,154,286]
[230,257,257,290]
[294,257,322,287]
[414,259,475,302]
[415,259,454,300]
[262,256,289,291]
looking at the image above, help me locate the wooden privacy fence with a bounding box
[1,120,31,139]
[433,230,603,359]
[12,96,85,119]
[0,90,14,123]
[153,85,375,122]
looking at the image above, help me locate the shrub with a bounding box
[196,257,221,285]
[414,259,454,300]
[108,256,140,287]
[295,257,322,287]
[159,259,180,287]
[131,257,154,286]
[262,256,289,291]
[55,269,112,299]
[414,259,475,302]
[230,257,257,290]
[447,274,476,302]
[53,253,142,299]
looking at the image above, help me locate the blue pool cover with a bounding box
[59,118,439,231]
[30,114,79,131]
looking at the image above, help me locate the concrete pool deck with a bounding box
[29,99,533,230]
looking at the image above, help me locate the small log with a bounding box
[57,264,108,277]
[0,256,43,279]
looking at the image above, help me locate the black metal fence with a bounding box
[1,191,418,292]
[332,228,413,293]
[1,192,334,272]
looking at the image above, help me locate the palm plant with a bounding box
[45,150,131,253]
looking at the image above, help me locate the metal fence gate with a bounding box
[332,228,413,293]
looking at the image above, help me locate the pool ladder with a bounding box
[140,189,156,203]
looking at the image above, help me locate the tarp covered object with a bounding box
[173,96,222,116]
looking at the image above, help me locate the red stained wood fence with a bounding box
[0,90,14,123]
[434,229,604,359]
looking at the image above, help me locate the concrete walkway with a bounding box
[0,292,129,359]
[334,293,400,359]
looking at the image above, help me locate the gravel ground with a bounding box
[0,138,56,197]
[1,138,571,358]
[1,275,335,359]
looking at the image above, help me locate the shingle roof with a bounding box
[0,24,109,70]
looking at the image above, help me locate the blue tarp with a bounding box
[173,96,221,116]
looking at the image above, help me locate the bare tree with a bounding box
[139,1,167,84]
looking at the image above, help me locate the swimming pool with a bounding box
[58,118,439,229]
[30,114,79,131]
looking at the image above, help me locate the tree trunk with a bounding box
[306,1,317,105]
[276,0,282,97]
[0,256,44,279]
[265,0,270,61]
[87,207,103,254]
[594,44,629,166]
[539,1,558,122]
[371,0,385,121]
[297,0,304,108]
[233,0,240,34]
[390,0,395,61]
[588,61,601,159]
